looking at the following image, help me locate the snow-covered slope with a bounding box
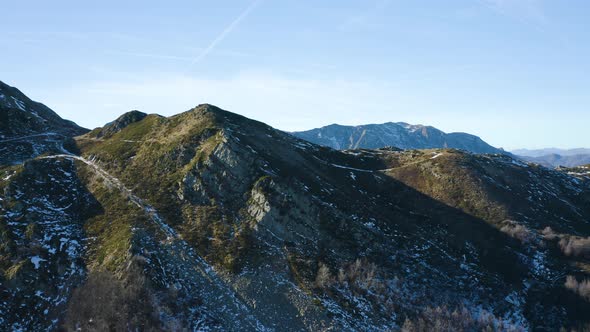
[0,81,87,165]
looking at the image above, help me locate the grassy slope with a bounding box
[65,106,590,329]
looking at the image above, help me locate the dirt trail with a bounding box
[40,154,270,331]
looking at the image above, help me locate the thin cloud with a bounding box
[106,50,193,61]
[340,0,392,30]
[189,0,262,68]
[478,0,547,27]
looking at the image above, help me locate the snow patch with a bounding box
[431,153,443,159]
[30,256,46,269]
[330,163,373,173]
[10,97,26,111]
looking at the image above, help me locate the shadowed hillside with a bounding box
[1,85,590,330]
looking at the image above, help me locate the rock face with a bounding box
[291,122,504,154]
[0,81,87,165]
[1,89,590,330]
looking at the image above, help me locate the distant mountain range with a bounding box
[513,148,590,157]
[512,148,590,168]
[291,122,505,154]
[517,154,590,168]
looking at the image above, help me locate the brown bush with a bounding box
[313,258,399,313]
[314,262,333,289]
[559,237,590,259]
[565,276,590,300]
[500,221,535,245]
[542,226,558,241]
[63,266,160,331]
[337,258,378,293]
[314,259,379,294]
[401,306,524,332]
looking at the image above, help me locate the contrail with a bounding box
[189,0,261,68]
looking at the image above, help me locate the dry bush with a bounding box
[500,221,536,245]
[565,276,590,300]
[63,266,160,331]
[541,227,590,260]
[559,324,590,332]
[401,306,524,332]
[313,258,399,312]
[314,259,379,293]
[314,262,333,289]
[542,226,558,240]
[559,237,590,259]
[336,258,378,293]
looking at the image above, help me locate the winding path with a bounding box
[0,133,64,143]
[39,154,270,331]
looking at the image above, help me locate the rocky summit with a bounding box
[1,82,590,331]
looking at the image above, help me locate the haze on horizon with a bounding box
[1,0,589,150]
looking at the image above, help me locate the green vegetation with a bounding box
[383,150,509,224]
[0,165,23,193]
[286,251,314,294]
[76,107,223,227]
[179,204,255,272]
[76,164,144,272]
[75,106,260,272]
[79,114,163,162]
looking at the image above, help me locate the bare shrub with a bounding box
[542,226,558,240]
[541,227,590,260]
[314,259,378,293]
[336,258,378,294]
[401,306,524,332]
[565,276,590,300]
[63,266,160,331]
[559,237,590,259]
[313,258,400,313]
[500,221,535,245]
[314,262,333,289]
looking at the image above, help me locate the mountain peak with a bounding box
[92,110,149,138]
[0,80,88,164]
[0,80,86,138]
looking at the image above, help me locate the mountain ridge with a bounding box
[513,148,590,158]
[515,152,590,168]
[0,80,87,165]
[0,81,86,138]
[291,122,505,154]
[1,83,590,330]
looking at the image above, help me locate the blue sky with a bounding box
[1,0,589,150]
